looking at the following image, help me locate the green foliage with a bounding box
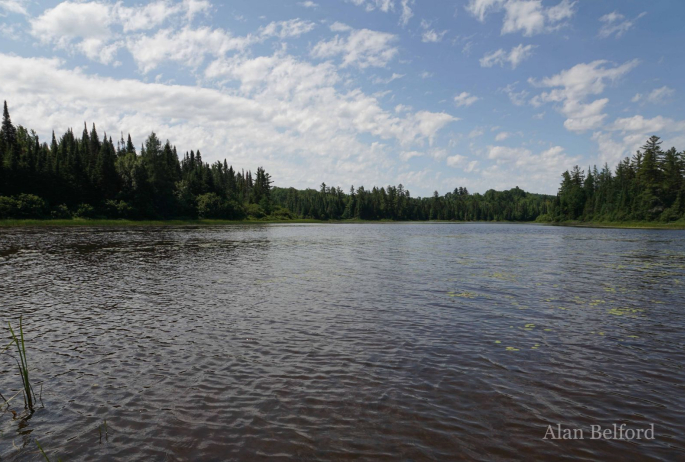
[271,185,553,221]
[196,193,245,219]
[50,204,72,219]
[74,203,96,218]
[245,203,266,219]
[4,100,680,224]
[551,136,685,223]
[0,194,47,218]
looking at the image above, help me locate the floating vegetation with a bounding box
[531,344,540,350]
[608,307,644,318]
[524,323,535,330]
[505,347,519,351]
[494,340,501,344]
[447,291,477,298]
[484,271,517,282]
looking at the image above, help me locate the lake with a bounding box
[1,223,684,461]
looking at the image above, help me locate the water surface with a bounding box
[1,223,684,460]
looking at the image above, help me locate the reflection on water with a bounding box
[1,223,684,461]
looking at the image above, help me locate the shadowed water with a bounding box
[1,223,684,461]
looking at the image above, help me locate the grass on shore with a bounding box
[0,218,325,227]
[2,218,684,229]
[545,220,685,230]
[0,218,520,227]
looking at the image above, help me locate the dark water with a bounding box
[1,223,684,461]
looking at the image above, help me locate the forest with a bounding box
[1,100,683,223]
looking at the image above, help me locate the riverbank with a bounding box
[544,220,685,230]
[3,218,684,229]
[0,218,325,227]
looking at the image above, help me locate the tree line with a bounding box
[0,101,277,220]
[549,136,685,223]
[2,100,681,223]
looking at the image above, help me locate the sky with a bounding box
[1,0,684,196]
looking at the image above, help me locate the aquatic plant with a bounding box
[36,440,62,462]
[7,316,38,410]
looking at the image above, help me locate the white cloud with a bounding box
[400,150,422,161]
[329,22,352,32]
[349,0,395,13]
[127,26,254,73]
[372,73,405,84]
[0,52,458,194]
[259,19,316,39]
[29,0,213,65]
[399,0,414,26]
[608,115,685,134]
[466,0,576,36]
[420,71,433,79]
[0,0,29,15]
[495,131,510,141]
[420,19,447,43]
[594,115,685,166]
[631,87,675,105]
[598,11,646,38]
[446,154,467,167]
[454,92,480,107]
[422,29,447,43]
[529,59,639,132]
[502,82,528,105]
[482,143,577,191]
[480,44,535,69]
[298,1,318,8]
[311,28,399,68]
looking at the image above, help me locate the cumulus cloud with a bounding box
[598,10,646,38]
[529,59,639,132]
[29,0,214,65]
[0,0,29,15]
[481,143,577,192]
[454,92,480,107]
[466,0,576,36]
[29,1,314,70]
[0,52,457,192]
[298,1,318,7]
[311,27,399,68]
[446,155,477,172]
[593,115,685,166]
[349,0,395,13]
[480,44,535,69]
[126,26,254,73]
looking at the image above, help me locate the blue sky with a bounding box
[1,0,684,195]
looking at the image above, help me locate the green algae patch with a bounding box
[447,291,477,298]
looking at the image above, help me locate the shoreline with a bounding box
[1,218,684,229]
[541,221,685,230]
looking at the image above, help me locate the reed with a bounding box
[36,440,62,462]
[7,316,37,410]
